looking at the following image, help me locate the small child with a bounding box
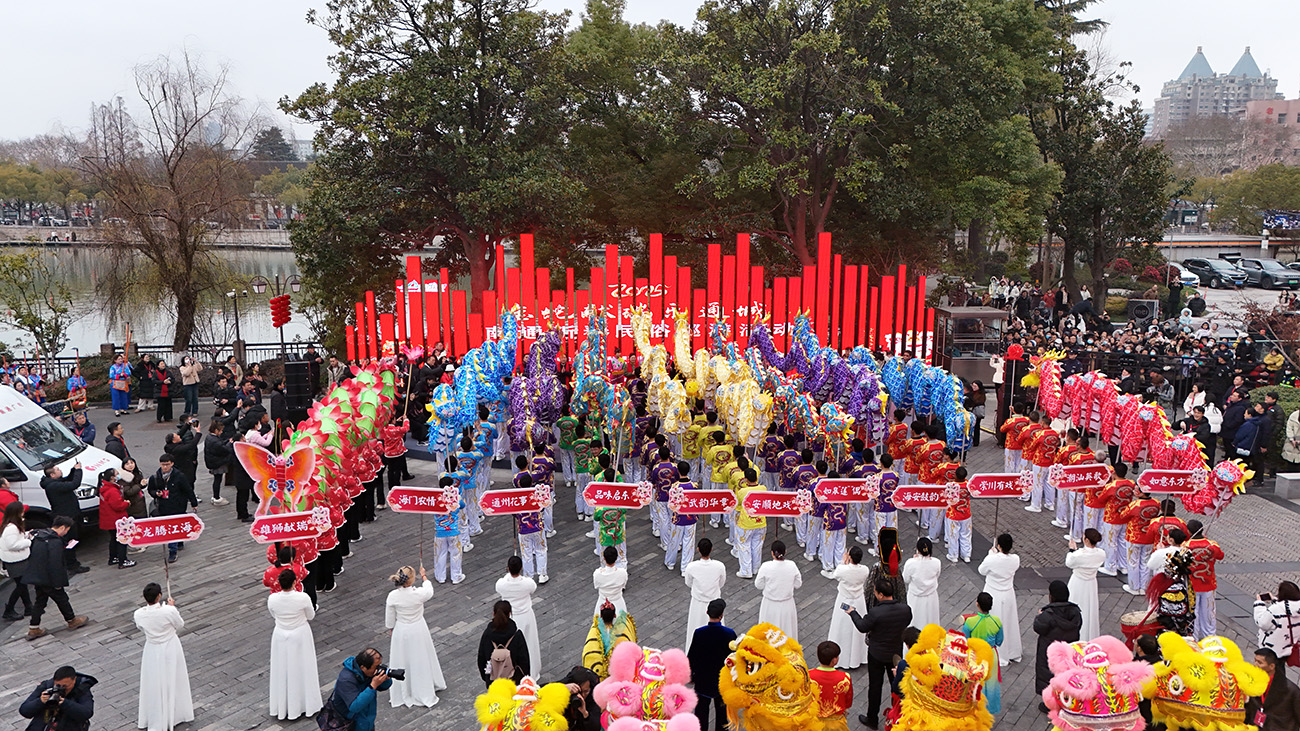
[513,473,548,584]
[594,467,628,568]
[945,466,973,563]
[432,475,465,584]
[808,641,853,730]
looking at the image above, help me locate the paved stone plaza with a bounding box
[1,406,1296,730]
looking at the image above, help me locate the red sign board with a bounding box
[742,491,811,518]
[116,515,205,547]
[814,478,876,503]
[1138,469,1201,494]
[1054,463,1111,491]
[249,510,331,544]
[968,473,1029,499]
[890,486,951,510]
[479,488,542,515]
[584,482,651,509]
[387,487,455,514]
[670,489,737,515]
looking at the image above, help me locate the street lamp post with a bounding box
[226,289,249,343]
[250,274,301,360]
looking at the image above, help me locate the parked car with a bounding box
[1167,261,1200,288]
[1238,258,1300,289]
[1182,257,1248,289]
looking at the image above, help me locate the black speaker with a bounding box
[283,361,312,423]
[1127,299,1158,327]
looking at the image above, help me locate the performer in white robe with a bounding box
[978,534,1022,665]
[902,537,942,630]
[682,537,727,650]
[827,546,870,669]
[496,557,542,678]
[593,547,629,615]
[384,566,447,708]
[133,584,193,731]
[1066,529,1107,642]
[266,570,322,720]
[754,540,803,642]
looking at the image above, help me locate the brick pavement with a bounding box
[0,409,1297,730]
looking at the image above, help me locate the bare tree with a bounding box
[80,52,256,350]
[1162,116,1246,177]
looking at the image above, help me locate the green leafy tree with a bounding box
[250,127,298,161]
[1209,165,1300,235]
[284,0,585,346]
[0,251,79,368]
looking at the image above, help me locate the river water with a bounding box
[0,245,313,357]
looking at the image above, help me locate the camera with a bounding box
[378,664,405,681]
[46,687,64,703]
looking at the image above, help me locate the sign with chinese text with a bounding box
[584,482,652,509]
[116,515,205,547]
[742,490,813,518]
[479,488,543,515]
[669,489,737,515]
[387,487,456,514]
[1054,463,1111,491]
[889,486,951,509]
[968,473,1031,499]
[813,478,877,503]
[1138,469,1201,494]
[249,509,332,544]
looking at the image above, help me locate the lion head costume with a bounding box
[1147,634,1269,731]
[718,622,819,731]
[893,625,995,731]
[475,676,571,731]
[1043,635,1154,731]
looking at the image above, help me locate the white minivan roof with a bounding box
[0,384,59,425]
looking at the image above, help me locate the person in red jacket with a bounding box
[1001,402,1031,473]
[885,409,909,463]
[1096,463,1137,576]
[944,467,973,563]
[1022,413,1059,513]
[97,469,136,570]
[809,641,853,729]
[900,422,927,487]
[1118,490,1161,595]
[915,425,946,538]
[1184,518,1224,640]
[1141,500,1188,549]
[379,414,411,509]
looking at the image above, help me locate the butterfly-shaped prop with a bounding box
[234,443,318,517]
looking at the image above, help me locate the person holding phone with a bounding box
[826,546,870,669]
[846,578,911,730]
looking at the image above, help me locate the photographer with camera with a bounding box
[319,647,394,731]
[19,665,96,731]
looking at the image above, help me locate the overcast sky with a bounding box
[1,0,1295,142]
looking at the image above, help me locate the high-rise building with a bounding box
[1151,46,1281,138]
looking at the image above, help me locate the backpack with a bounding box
[489,634,516,681]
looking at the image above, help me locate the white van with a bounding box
[0,386,121,524]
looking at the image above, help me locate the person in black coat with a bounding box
[19,665,96,731]
[477,600,531,687]
[556,666,601,731]
[212,376,237,416]
[1180,405,1216,466]
[688,598,738,731]
[40,463,85,572]
[1034,580,1083,698]
[203,420,234,505]
[269,379,288,424]
[849,578,914,730]
[147,455,196,563]
[1245,647,1300,731]
[103,422,130,463]
[302,346,324,395]
[164,423,200,486]
[1221,392,1250,460]
[23,517,88,639]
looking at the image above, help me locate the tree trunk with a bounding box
[1089,212,1109,304]
[1061,235,1079,302]
[463,232,494,312]
[172,284,198,351]
[968,218,986,278]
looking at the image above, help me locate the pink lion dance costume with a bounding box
[593,642,699,731]
[1042,635,1154,731]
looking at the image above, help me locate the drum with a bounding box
[1120,608,1161,649]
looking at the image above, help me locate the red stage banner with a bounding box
[479,488,543,515]
[890,485,951,509]
[116,514,205,547]
[968,473,1033,499]
[669,488,737,515]
[1050,463,1111,491]
[248,510,331,544]
[742,490,812,518]
[387,487,457,514]
[1138,469,1203,494]
[814,478,877,503]
[584,481,653,509]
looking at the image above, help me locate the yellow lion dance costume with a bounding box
[1147,633,1268,731]
[475,676,572,731]
[893,625,995,731]
[718,622,819,731]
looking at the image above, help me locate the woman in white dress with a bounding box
[754,539,803,642]
[683,537,727,650]
[978,533,1022,665]
[902,537,942,629]
[496,556,541,677]
[1066,528,1107,641]
[134,583,193,731]
[592,545,629,615]
[385,565,447,708]
[267,568,322,720]
[827,545,870,669]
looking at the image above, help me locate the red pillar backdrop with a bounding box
[357,243,938,371]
